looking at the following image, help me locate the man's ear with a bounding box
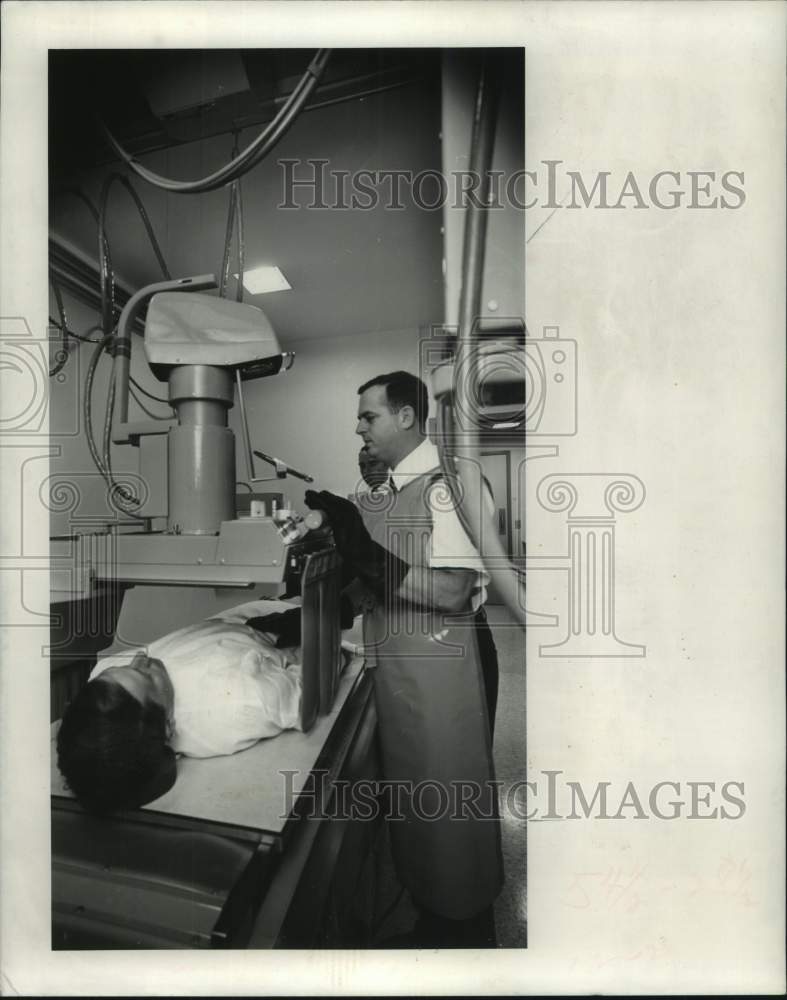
[397,404,416,430]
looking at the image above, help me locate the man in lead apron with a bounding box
[307,371,502,948]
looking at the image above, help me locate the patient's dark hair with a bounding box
[56,678,175,814]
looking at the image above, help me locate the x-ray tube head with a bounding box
[144,291,284,376]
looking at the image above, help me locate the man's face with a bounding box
[355,384,403,467]
[101,651,175,720]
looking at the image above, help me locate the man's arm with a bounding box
[422,478,494,613]
[341,576,378,616]
[245,593,356,646]
[302,488,477,613]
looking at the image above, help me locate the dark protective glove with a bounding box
[304,489,409,599]
[246,594,356,648]
[303,490,367,560]
[303,489,372,589]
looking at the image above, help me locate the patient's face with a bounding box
[358,449,389,489]
[100,652,175,718]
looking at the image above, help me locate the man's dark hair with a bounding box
[357,371,429,431]
[56,679,176,814]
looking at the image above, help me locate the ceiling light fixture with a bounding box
[236,266,292,295]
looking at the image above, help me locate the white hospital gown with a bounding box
[89,614,302,758]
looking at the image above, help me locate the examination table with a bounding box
[50,600,382,950]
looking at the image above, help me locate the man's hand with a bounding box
[304,489,369,571]
[245,607,303,647]
[304,489,361,524]
[304,488,409,599]
[246,596,356,647]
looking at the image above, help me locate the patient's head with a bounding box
[358,447,389,490]
[56,652,177,814]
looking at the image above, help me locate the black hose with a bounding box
[117,175,171,280]
[97,185,116,339]
[51,183,160,516]
[56,186,100,223]
[94,173,172,516]
[102,373,116,491]
[49,318,103,344]
[84,333,144,516]
[103,378,145,514]
[129,375,169,405]
[84,333,115,487]
[48,275,71,376]
[192,69,318,193]
[52,185,116,340]
[98,50,331,195]
[128,383,169,420]
[98,173,171,336]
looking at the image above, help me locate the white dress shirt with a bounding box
[90,607,302,758]
[390,438,492,611]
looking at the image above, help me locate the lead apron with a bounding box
[361,470,503,919]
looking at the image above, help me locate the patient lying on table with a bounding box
[56,605,316,814]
